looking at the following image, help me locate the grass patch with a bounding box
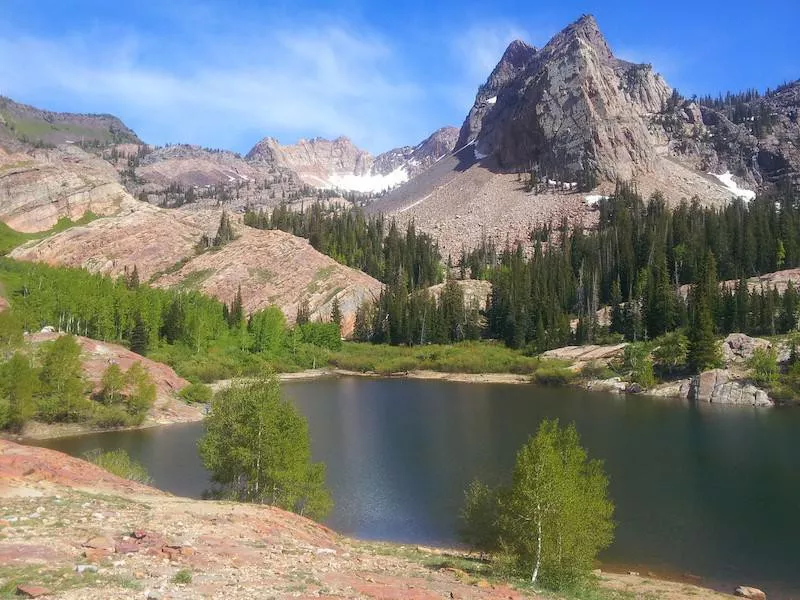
[330,341,544,375]
[171,569,192,584]
[0,563,140,598]
[174,268,213,291]
[0,212,99,255]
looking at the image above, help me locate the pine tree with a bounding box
[228,285,244,328]
[330,296,342,328]
[688,297,723,373]
[130,314,149,355]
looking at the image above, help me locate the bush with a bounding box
[171,569,192,584]
[179,382,213,404]
[623,343,655,389]
[748,347,779,387]
[533,364,576,386]
[579,361,614,380]
[84,448,152,483]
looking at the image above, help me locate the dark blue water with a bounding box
[35,377,800,597]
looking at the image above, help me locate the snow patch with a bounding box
[584,194,609,205]
[709,171,756,202]
[474,146,490,160]
[328,167,409,193]
[486,96,497,105]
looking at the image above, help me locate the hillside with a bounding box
[0,144,135,233]
[0,440,735,600]
[9,204,382,335]
[0,96,140,150]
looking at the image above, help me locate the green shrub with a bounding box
[171,569,192,584]
[748,347,779,387]
[179,382,213,404]
[533,364,576,386]
[579,361,614,380]
[83,448,152,483]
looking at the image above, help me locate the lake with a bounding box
[34,377,800,597]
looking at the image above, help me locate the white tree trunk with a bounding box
[531,504,542,585]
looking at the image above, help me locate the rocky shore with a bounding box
[0,440,739,599]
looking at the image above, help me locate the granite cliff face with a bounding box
[457,15,672,182]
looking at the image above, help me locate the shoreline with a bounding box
[10,368,692,442]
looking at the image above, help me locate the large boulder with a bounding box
[690,369,773,407]
[722,333,772,364]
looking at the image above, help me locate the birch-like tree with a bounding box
[199,376,332,520]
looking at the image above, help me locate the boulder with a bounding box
[15,585,52,598]
[735,586,766,599]
[690,369,773,407]
[722,333,771,364]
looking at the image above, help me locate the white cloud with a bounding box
[0,24,424,153]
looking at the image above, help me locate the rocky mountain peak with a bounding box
[457,13,672,183]
[558,14,610,58]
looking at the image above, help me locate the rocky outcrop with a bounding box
[721,333,772,364]
[10,203,209,281]
[542,343,627,366]
[457,15,672,182]
[424,279,493,310]
[664,82,800,189]
[0,144,134,232]
[689,369,773,407]
[372,126,460,178]
[246,136,373,188]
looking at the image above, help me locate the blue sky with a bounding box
[1,0,796,154]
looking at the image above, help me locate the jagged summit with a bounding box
[457,13,671,182]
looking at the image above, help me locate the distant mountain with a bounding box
[246,127,459,193]
[366,14,800,254]
[0,95,140,150]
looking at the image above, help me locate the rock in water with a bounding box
[735,585,767,599]
[690,369,773,407]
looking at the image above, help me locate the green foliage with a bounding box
[297,322,342,351]
[460,479,502,554]
[330,341,541,375]
[500,420,614,588]
[0,311,23,348]
[100,363,126,405]
[460,420,614,590]
[623,343,655,389]
[748,347,779,387]
[171,569,193,584]
[0,352,37,430]
[199,376,332,520]
[178,382,213,404]
[532,364,577,386]
[652,331,689,374]
[245,204,442,289]
[37,335,87,422]
[84,448,152,483]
